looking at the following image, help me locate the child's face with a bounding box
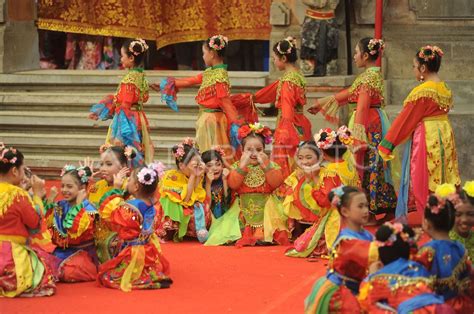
[100,152,123,184]
[353,44,368,68]
[296,147,319,169]
[126,171,139,195]
[341,192,369,226]
[180,155,203,176]
[243,137,264,166]
[120,47,135,69]
[202,44,214,67]
[61,174,81,203]
[272,52,286,71]
[454,202,474,237]
[21,175,32,191]
[10,165,25,187]
[205,159,223,180]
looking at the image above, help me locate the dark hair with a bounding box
[103,146,132,167]
[424,195,456,232]
[122,39,148,66]
[172,144,200,168]
[297,140,321,159]
[358,37,380,61]
[272,39,298,63]
[241,133,266,149]
[316,133,347,159]
[376,224,415,265]
[132,166,159,197]
[415,47,442,73]
[328,186,363,214]
[459,189,474,207]
[63,166,92,186]
[202,149,224,164]
[204,36,227,58]
[24,167,32,179]
[0,147,24,175]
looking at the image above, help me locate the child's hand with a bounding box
[150,83,161,92]
[222,168,230,179]
[76,189,87,204]
[47,186,58,203]
[88,113,99,121]
[195,162,205,178]
[79,157,98,178]
[206,170,215,182]
[113,167,129,189]
[307,100,321,115]
[257,151,269,166]
[31,175,46,199]
[239,151,252,169]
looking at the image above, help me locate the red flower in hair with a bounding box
[238,125,252,140]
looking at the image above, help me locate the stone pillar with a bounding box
[0,0,39,73]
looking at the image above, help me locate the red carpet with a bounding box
[1,242,326,313]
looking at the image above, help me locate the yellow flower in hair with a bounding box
[435,183,456,198]
[462,181,474,198]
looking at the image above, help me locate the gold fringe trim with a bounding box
[352,123,368,144]
[0,183,35,217]
[403,88,453,111]
[317,95,340,125]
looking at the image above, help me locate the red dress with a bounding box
[254,70,312,177]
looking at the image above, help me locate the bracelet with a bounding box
[236,166,248,176]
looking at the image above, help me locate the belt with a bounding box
[306,8,335,20]
[423,114,448,122]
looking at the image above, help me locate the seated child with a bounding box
[359,223,453,313]
[98,163,172,291]
[414,184,473,313]
[304,186,377,314]
[159,138,210,243]
[0,144,56,297]
[44,164,98,282]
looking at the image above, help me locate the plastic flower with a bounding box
[124,146,134,159]
[367,38,385,55]
[150,162,166,179]
[337,125,353,146]
[462,181,474,198]
[314,128,337,149]
[137,167,156,185]
[435,183,456,198]
[182,137,195,147]
[174,144,185,160]
[99,143,112,154]
[212,145,226,157]
[61,164,76,177]
[208,35,228,51]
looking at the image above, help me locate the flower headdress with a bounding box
[462,181,474,198]
[0,142,18,164]
[211,145,226,158]
[375,222,413,248]
[137,162,167,185]
[129,39,149,56]
[124,146,138,160]
[99,143,112,154]
[237,123,273,144]
[429,183,460,213]
[276,36,296,55]
[330,185,345,208]
[418,45,444,62]
[60,164,90,184]
[173,138,198,161]
[314,128,337,149]
[208,35,228,51]
[367,38,385,55]
[336,125,354,146]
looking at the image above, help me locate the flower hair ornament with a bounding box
[149,162,166,179]
[0,142,18,164]
[211,145,226,158]
[60,164,90,184]
[463,181,474,198]
[430,183,460,213]
[99,143,112,154]
[129,39,149,56]
[314,128,337,149]
[336,125,354,146]
[330,185,345,208]
[276,36,296,55]
[137,167,157,185]
[124,146,138,160]
[418,45,444,61]
[237,123,273,144]
[367,38,385,55]
[208,35,228,51]
[375,222,413,248]
[173,137,198,161]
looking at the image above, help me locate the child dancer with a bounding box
[159,138,210,243]
[44,164,98,282]
[98,164,172,292]
[286,127,360,258]
[89,39,153,165]
[89,145,130,263]
[379,45,460,221]
[308,37,398,221]
[449,181,474,261]
[358,223,452,313]
[205,124,285,246]
[155,35,241,157]
[202,147,231,219]
[251,37,312,177]
[414,184,473,313]
[0,144,56,297]
[304,186,378,314]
